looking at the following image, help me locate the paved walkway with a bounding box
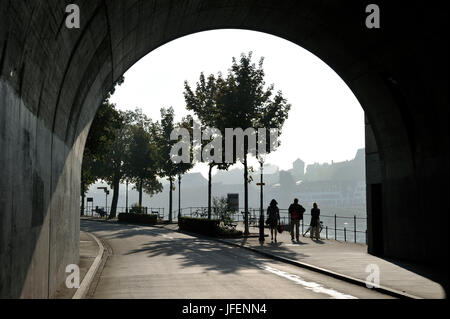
[81,217,446,299]
[81,220,391,299]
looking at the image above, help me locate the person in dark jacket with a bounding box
[310,203,321,240]
[267,199,280,243]
[289,198,305,242]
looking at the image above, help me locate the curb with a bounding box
[214,238,422,300]
[73,232,105,299]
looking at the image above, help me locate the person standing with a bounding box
[267,199,280,243]
[289,198,305,242]
[310,203,321,240]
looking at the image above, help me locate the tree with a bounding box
[173,115,195,219]
[185,52,291,234]
[100,110,132,219]
[154,107,187,223]
[125,110,163,212]
[184,74,235,219]
[81,77,124,215]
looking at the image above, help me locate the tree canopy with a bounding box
[184,52,291,232]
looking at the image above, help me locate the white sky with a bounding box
[110,29,365,178]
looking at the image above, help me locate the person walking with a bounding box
[310,203,321,240]
[289,198,305,242]
[267,199,280,243]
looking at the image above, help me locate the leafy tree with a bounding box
[173,115,195,219]
[100,111,134,219]
[81,77,124,215]
[185,52,291,234]
[125,112,163,212]
[184,74,235,219]
[154,107,189,223]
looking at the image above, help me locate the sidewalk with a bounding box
[222,222,445,299]
[53,231,101,299]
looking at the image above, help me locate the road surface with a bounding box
[81,220,393,299]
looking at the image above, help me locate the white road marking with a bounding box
[260,265,358,299]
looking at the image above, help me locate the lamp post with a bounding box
[257,154,266,243]
[178,174,182,220]
[125,179,129,213]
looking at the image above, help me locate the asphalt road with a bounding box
[81,220,393,299]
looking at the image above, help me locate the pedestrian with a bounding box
[267,199,280,243]
[310,203,321,240]
[288,198,305,242]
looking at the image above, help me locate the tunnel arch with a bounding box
[0,0,448,298]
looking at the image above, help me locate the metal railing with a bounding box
[82,204,367,244]
[175,206,367,244]
[81,206,165,219]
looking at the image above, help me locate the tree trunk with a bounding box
[139,178,143,212]
[244,153,249,235]
[208,165,213,220]
[169,178,173,223]
[109,172,121,219]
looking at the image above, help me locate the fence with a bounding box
[175,207,367,244]
[81,206,165,219]
[82,205,367,244]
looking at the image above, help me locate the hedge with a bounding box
[178,217,220,236]
[217,227,243,238]
[118,213,158,225]
[178,217,243,238]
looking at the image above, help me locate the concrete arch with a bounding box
[0,0,448,298]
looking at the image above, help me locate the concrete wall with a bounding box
[0,0,448,298]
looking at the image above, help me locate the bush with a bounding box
[118,213,157,225]
[213,196,236,227]
[178,217,243,238]
[129,204,146,214]
[178,217,220,236]
[217,227,243,238]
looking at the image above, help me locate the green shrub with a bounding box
[178,217,220,236]
[217,227,243,238]
[213,196,236,227]
[118,213,157,225]
[178,217,243,238]
[129,204,146,214]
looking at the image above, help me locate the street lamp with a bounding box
[178,174,182,220]
[125,179,129,213]
[257,153,267,243]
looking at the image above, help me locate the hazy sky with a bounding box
[110,29,365,178]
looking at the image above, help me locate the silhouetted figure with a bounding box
[310,203,321,240]
[267,199,280,243]
[289,198,305,241]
